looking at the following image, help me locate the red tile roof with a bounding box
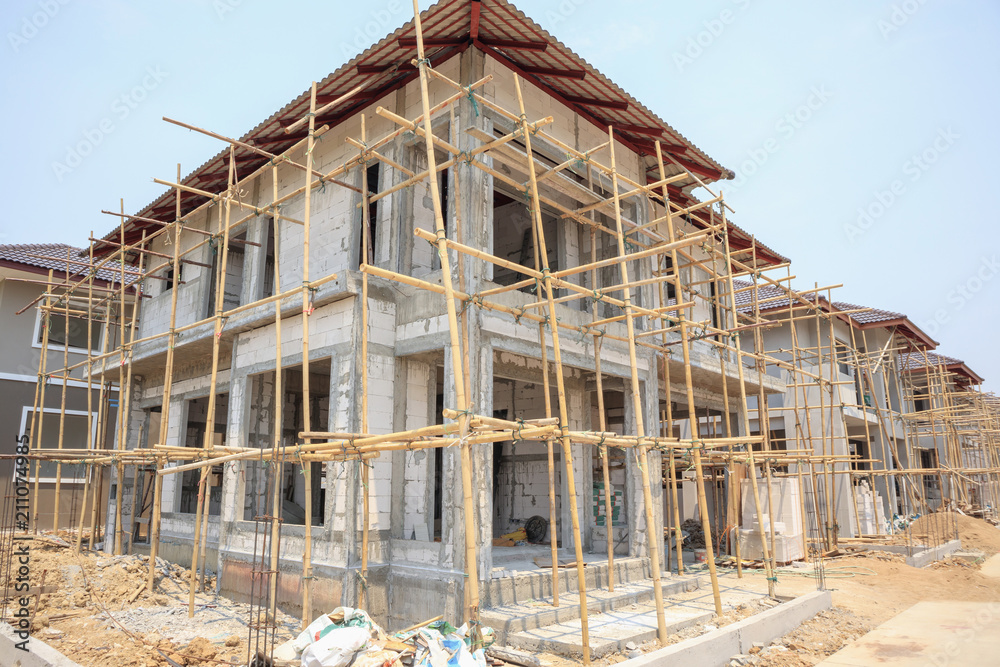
[0,243,134,286]
[95,0,751,260]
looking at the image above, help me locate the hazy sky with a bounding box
[2,0,998,391]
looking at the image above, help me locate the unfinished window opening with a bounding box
[849,439,869,472]
[206,231,246,316]
[920,449,940,501]
[179,393,228,516]
[131,406,161,544]
[163,264,182,294]
[262,218,276,299]
[835,339,852,377]
[492,187,558,292]
[244,361,330,525]
[359,163,381,267]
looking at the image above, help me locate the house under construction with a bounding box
[5,1,998,664]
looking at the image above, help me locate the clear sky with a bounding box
[2,0,997,391]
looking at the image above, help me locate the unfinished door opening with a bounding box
[491,376,560,548]
[244,360,331,526]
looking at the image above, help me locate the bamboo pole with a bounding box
[300,81,318,629]
[409,1,481,626]
[75,242,97,552]
[188,149,235,617]
[513,74,590,662]
[712,191,776,598]
[589,168,615,591]
[653,142,723,615]
[603,127,669,639]
[148,165,183,590]
[52,251,72,533]
[32,269,54,533]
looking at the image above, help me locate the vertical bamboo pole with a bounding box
[602,129,670,635]
[90,280,114,549]
[785,276,812,557]
[148,166,183,590]
[748,249,778,566]
[823,291,842,543]
[845,313,881,535]
[300,82,317,627]
[53,251,72,533]
[188,150,235,617]
[539,316,560,606]
[712,193,776,598]
[652,142,722,615]
[512,75,590,660]
[589,168,615,591]
[124,231,147,553]
[708,215,741,573]
[113,204,131,555]
[525,144,560,606]
[654,255,683,575]
[76,244,97,552]
[409,0,480,625]
[32,269,54,533]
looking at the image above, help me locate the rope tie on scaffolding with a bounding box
[215,315,229,338]
[512,418,526,446]
[569,151,590,170]
[414,57,432,69]
[464,87,480,117]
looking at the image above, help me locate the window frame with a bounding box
[32,306,106,356]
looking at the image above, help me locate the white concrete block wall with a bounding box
[403,361,432,538]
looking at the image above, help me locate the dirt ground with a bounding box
[4,513,999,667]
[3,535,297,667]
[748,512,1000,666]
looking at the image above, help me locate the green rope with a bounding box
[465,87,480,117]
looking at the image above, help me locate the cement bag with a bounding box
[294,614,336,653]
[301,626,371,667]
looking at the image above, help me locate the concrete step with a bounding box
[480,573,703,643]
[481,554,656,608]
[504,586,764,658]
